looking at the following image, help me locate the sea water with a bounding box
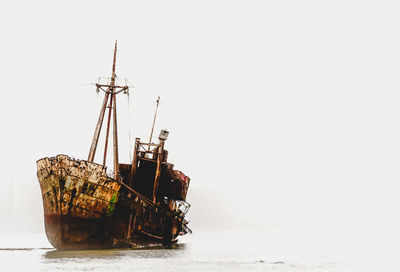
[0,229,398,271]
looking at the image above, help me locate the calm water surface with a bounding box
[0,230,398,271]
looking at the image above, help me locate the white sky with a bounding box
[1,0,400,254]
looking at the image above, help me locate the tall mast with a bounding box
[88,40,129,176]
[110,41,119,175]
[148,96,160,150]
[88,92,109,162]
[102,91,113,166]
[102,41,117,166]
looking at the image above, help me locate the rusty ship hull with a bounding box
[36,42,191,250]
[37,155,187,250]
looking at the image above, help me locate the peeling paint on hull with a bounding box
[37,155,180,250]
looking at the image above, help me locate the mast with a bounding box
[87,40,129,176]
[148,96,160,151]
[102,93,113,166]
[88,92,109,162]
[110,41,119,175]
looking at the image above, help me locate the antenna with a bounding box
[148,96,160,151]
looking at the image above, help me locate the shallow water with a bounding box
[0,247,353,272]
[0,230,398,271]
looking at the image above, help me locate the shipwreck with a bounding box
[36,42,191,250]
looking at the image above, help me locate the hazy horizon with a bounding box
[1,1,400,269]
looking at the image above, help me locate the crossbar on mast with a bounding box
[87,40,129,176]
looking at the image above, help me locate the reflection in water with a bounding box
[43,244,186,260]
[43,249,125,260]
[39,244,192,272]
[38,244,274,272]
